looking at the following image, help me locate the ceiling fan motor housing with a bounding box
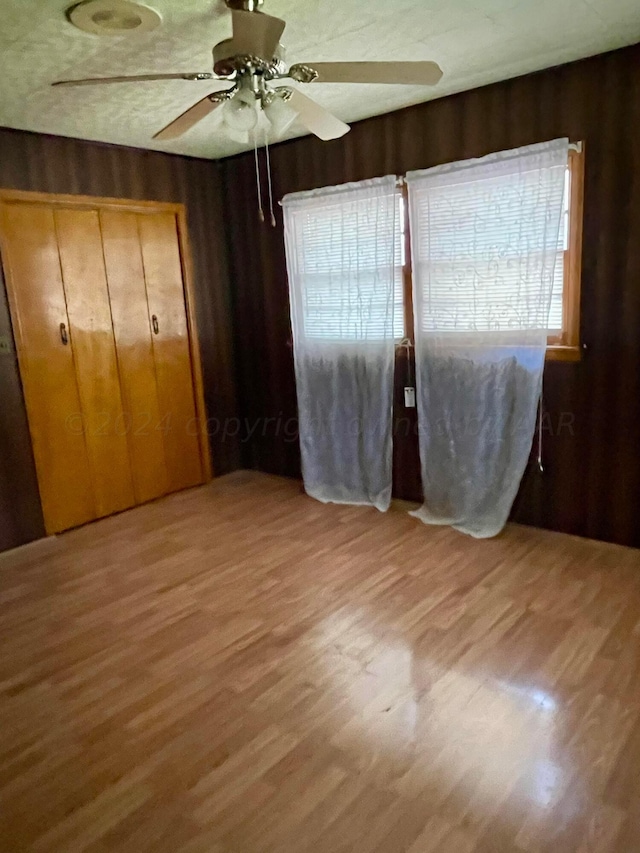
[212,38,285,78]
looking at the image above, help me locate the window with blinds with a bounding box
[285,183,404,342]
[283,149,582,359]
[408,161,568,336]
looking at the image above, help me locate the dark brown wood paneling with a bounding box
[0,263,45,551]
[0,130,240,553]
[221,43,640,549]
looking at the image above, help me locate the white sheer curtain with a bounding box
[283,176,401,510]
[407,139,568,538]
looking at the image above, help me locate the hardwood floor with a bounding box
[1,471,640,852]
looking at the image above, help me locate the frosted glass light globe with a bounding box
[263,95,298,137]
[223,90,258,132]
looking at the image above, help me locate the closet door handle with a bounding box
[151,315,159,335]
[59,323,69,345]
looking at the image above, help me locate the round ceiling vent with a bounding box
[67,0,162,35]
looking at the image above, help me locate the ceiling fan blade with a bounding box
[287,89,350,141]
[231,9,285,60]
[292,61,444,86]
[153,93,225,141]
[53,72,215,87]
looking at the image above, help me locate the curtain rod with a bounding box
[280,142,583,199]
[395,142,582,186]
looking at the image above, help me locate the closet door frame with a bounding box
[0,188,213,489]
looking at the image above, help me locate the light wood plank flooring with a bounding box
[1,471,640,852]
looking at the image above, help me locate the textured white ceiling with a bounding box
[0,0,638,160]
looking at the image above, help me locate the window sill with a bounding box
[546,345,582,362]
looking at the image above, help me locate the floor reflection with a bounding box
[316,612,565,815]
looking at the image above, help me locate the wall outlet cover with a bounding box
[404,386,416,408]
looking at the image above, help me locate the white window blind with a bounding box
[283,179,403,342]
[408,150,568,336]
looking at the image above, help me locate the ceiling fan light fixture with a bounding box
[263,93,298,138]
[223,90,259,132]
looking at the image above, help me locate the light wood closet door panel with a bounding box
[55,209,135,518]
[0,203,95,533]
[137,213,203,492]
[100,210,169,504]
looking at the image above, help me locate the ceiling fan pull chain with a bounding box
[253,130,265,223]
[537,389,544,474]
[265,128,276,227]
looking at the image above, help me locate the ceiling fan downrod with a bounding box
[225,0,264,10]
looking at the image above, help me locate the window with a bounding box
[286,144,583,358]
[286,181,404,342]
[402,144,584,361]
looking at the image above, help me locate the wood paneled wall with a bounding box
[0,129,239,553]
[220,43,640,549]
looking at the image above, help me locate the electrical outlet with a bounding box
[0,335,13,355]
[404,386,416,408]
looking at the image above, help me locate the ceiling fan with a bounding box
[53,0,444,145]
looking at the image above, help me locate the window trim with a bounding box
[401,182,415,344]
[546,145,584,361]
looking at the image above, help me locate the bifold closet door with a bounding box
[100,210,169,505]
[1,199,205,536]
[137,213,203,493]
[54,209,135,519]
[0,203,95,533]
